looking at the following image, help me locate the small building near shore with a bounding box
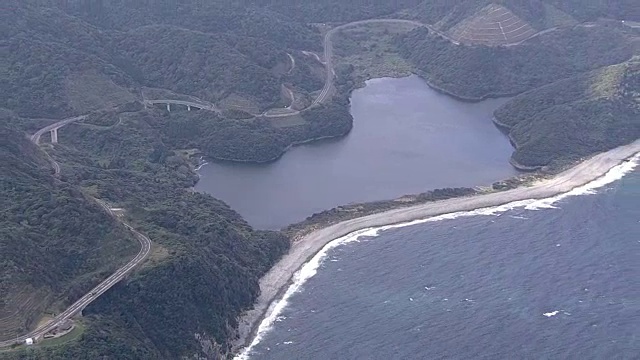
[25,338,33,345]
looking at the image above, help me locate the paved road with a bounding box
[30,115,87,175]
[302,50,324,64]
[286,53,296,74]
[147,18,541,117]
[310,18,552,107]
[144,99,219,112]
[0,198,151,347]
[311,19,460,107]
[0,120,153,348]
[30,115,86,145]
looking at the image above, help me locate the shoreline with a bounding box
[231,139,640,356]
[418,72,519,103]
[199,131,352,166]
[199,70,506,167]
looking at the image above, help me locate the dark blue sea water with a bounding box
[244,167,640,359]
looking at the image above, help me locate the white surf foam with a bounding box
[234,227,377,359]
[543,310,560,317]
[235,153,639,359]
[194,160,209,172]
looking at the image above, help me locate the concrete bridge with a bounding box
[30,115,87,145]
[143,99,218,113]
[50,128,58,143]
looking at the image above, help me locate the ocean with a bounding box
[239,160,640,359]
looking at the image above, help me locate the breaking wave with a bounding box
[235,153,639,359]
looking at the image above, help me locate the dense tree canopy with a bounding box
[1,0,639,358]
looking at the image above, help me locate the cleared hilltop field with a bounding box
[449,4,538,45]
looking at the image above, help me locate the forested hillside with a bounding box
[252,0,423,23]
[1,1,322,118]
[494,58,640,169]
[113,25,283,108]
[398,25,636,99]
[2,0,639,358]
[1,107,290,358]
[546,0,640,22]
[0,120,138,344]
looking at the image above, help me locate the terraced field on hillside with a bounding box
[449,4,538,46]
[0,287,49,341]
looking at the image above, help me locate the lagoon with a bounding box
[196,75,517,229]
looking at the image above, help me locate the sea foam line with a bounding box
[235,154,639,359]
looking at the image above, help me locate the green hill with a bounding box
[1,0,639,358]
[494,58,640,170]
[1,107,290,358]
[1,1,323,118]
[398,25,636,99]
[0,120,138,344]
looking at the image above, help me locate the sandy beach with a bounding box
[232,139,640,354]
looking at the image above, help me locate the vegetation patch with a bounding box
[494,58,640,170]
[0,288,49,342]
[268,113,307,128]
[0,121,139,344]
[449,3,538,45]
[217,94,263,115]
[398,25,636,100]
[64,71,137,114]
[333,22,418,86]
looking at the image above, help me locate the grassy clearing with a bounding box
[268,113,306,128]
[141,243,172,270]
[37,322,85,348]
[64,71,137,113]
[333,23,417,85]
[589,62,627,99]
[0,322,85,354]
[218,94,261,114]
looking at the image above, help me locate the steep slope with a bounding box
[546,0,640,22]
[398,25,636,99]
[494,58,640,170]
[113,25,282,109]
[1,2,320,119]
[0,120,138,343]
[408,0,637,30]
[55,0,321,50]
[252,0,423,23]
[447,3,538,45]
[1,5,136,118]
[2,108,290,358]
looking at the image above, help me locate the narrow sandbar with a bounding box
[233,139,640,354]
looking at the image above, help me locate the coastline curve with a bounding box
[232,139,640,357]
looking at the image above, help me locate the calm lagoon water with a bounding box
[196,75,517,229]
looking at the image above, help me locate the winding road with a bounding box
[311,19,460,107]
[30,115,86,145]
[144,99,218,112]
[0,118,153,348]
[311,18,553,106]
[145,18,543,117]
[1,16,555,349]
[286,52,296,74]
